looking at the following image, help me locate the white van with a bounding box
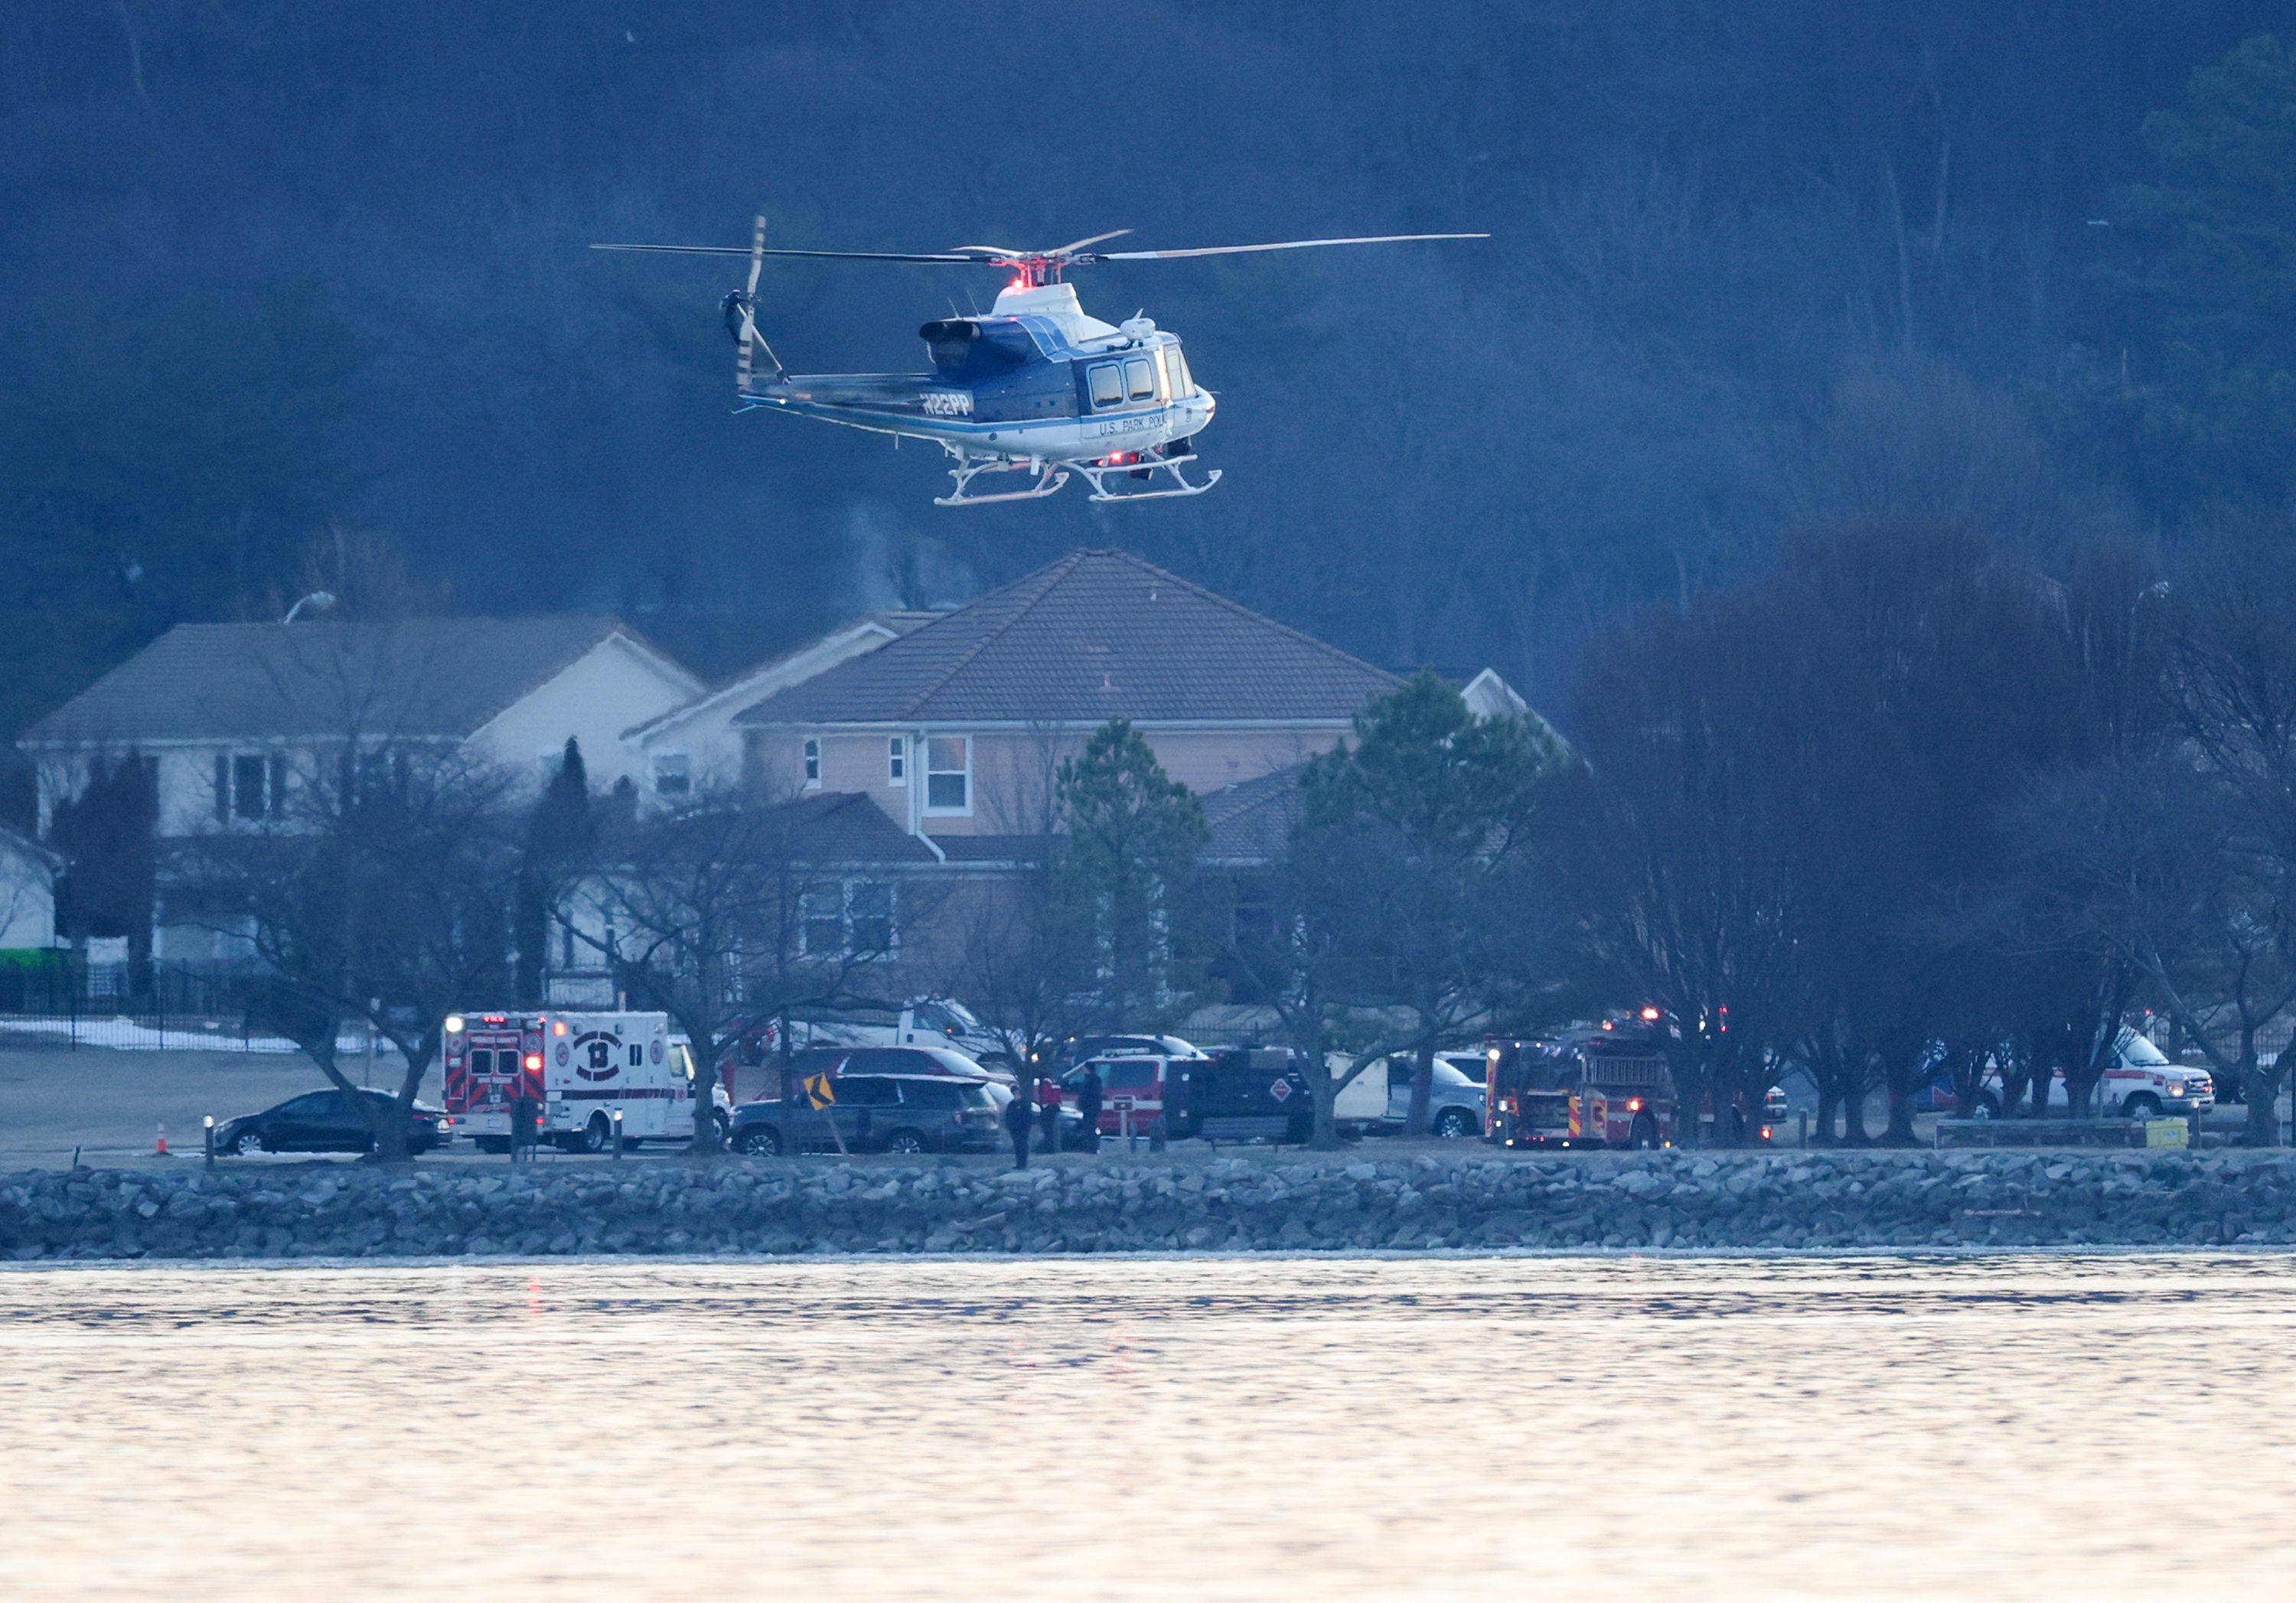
[1968,1031,2213,1119]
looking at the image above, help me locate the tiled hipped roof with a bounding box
[735,549,1399,727]
[24,617,640,744]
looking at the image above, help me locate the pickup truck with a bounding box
[743,998,1020,1072]
[1330,1054,1488,1139]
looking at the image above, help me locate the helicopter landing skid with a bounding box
[1069,451,1221,503]
[934,454,1070,508]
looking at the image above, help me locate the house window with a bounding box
[801,883,844,957]
[849,881,895,954]
[652,752,691,797]
[888,736,906,786]
[802,738,821,790]
[801,880,899,960]
[925,735,969,813]
[217,752,284,821]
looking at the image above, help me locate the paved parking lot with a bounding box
[0,1044,2274,1174]
[0,1046,432,1168]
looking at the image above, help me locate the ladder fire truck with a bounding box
[1483,1028,1676,1149]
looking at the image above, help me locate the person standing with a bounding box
[1073,1068,1104,1155]
[1004,1084,1035,1170]
[1037,1072,1063,1154]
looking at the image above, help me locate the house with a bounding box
[732,549,1404,845]
[548,790,947,1007]
[21,616,706,839]
[621,612,938,809]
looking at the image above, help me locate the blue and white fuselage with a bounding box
[737,282,1218,505]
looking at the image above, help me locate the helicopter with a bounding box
[591,220,1486,507]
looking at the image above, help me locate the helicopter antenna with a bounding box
[733,215,783,384]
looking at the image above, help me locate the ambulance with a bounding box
[442,1011,722,1154]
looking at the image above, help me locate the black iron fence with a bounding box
[0,955,376,1055]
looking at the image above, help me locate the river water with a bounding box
[3,1253,2294,1601]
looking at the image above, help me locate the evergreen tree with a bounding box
[2103,34,2296,511]
[48,752,158,983]
[1295,671,1570,1132]
[1054,720,1213,1030]
[514,738,593,1005]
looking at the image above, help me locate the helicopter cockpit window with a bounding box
[1166,347,1194,398]
[1088,363,1124,409]
[1124,358,1156,402]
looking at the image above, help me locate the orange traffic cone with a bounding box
[155,1122,168,1156]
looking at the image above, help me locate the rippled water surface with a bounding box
[5,1253,2296,1601]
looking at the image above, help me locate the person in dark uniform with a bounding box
[1072,1069,1104,1154]
[1003,1085,1035,1170]
[1036,1074,1062,1155]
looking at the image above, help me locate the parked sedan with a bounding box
[216,1089,448,1156]
[729,1074,1007,1157]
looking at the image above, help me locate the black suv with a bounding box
[729,1074,1003,1157]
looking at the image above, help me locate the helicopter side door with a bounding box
[1080,354,1166,440]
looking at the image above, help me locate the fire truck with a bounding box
[442,1011,716,1154]
[1484,1028,1677,1149]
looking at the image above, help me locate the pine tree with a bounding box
[1053,720,1212,1030]
[514,738,593,1005]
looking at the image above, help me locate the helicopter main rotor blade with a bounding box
[591,243,981,262]
[1082,232,1489,261]
[1046,229,1133,256]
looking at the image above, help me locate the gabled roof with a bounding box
[734,549,1398,728]
[1202,764,1305,865]
[622,612,938,745]
[772,791,942,864]
[23,617,691,746]
[643,791,940,866]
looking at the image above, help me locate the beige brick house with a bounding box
[732,549,1403,852]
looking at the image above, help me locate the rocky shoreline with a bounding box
[7,1149,2296,1262]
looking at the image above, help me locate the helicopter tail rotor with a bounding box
[731,214,783,387]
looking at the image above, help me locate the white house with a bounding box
[21,616,706,839]
[620,611,936,808]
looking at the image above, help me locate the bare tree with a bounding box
[1565,602,1802,1144]
[572,787,942,1155]
[1222,811,1454,1151]
[947,724,1091,1107]
[174,741,521,1161]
